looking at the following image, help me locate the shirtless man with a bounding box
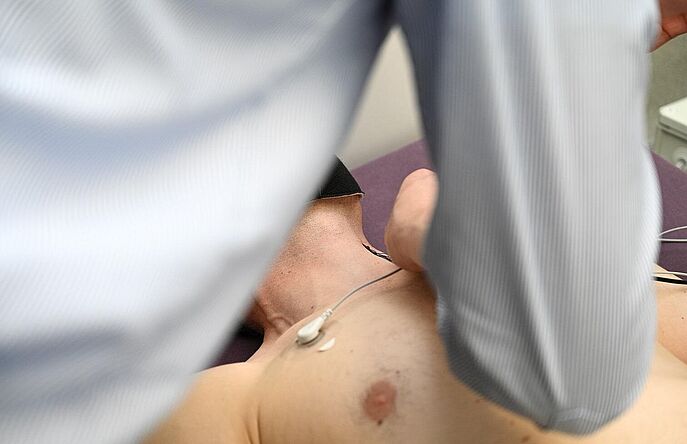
[145,165,687,444]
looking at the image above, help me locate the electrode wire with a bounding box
[330,267,402,312]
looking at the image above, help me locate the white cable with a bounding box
[659,225,687,242]
[653,271,687,278]
[655,225,687,283]
[659,225,687,237]
[329,267,402,312]
[296,267,402,345]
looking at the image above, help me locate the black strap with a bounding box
[653,276,687,285]
[314,158,363,200]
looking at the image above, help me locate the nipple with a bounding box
[363,380,397,424]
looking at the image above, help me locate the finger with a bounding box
[663,14,687,38]
[389,250,424,273]
[397,168,435,195]
[653,14,687,50]
[384,223,424,273]
[654,29,672,50]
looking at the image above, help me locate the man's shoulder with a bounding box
[143,362,263,444]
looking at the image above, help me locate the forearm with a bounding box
[399,0,661,435]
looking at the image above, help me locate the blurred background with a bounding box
[340,28,687,170]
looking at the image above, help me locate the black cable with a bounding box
[362,243,393,262]
[653,276,687,285]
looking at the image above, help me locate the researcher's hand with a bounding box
[655,0,687,49]
[384,169,439,272]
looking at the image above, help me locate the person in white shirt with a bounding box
[1,1,686,442]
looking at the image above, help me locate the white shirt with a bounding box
[0,0,660,441]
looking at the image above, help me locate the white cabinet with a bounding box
[655,96,687,172]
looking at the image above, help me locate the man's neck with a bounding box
[255,240,399,351]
